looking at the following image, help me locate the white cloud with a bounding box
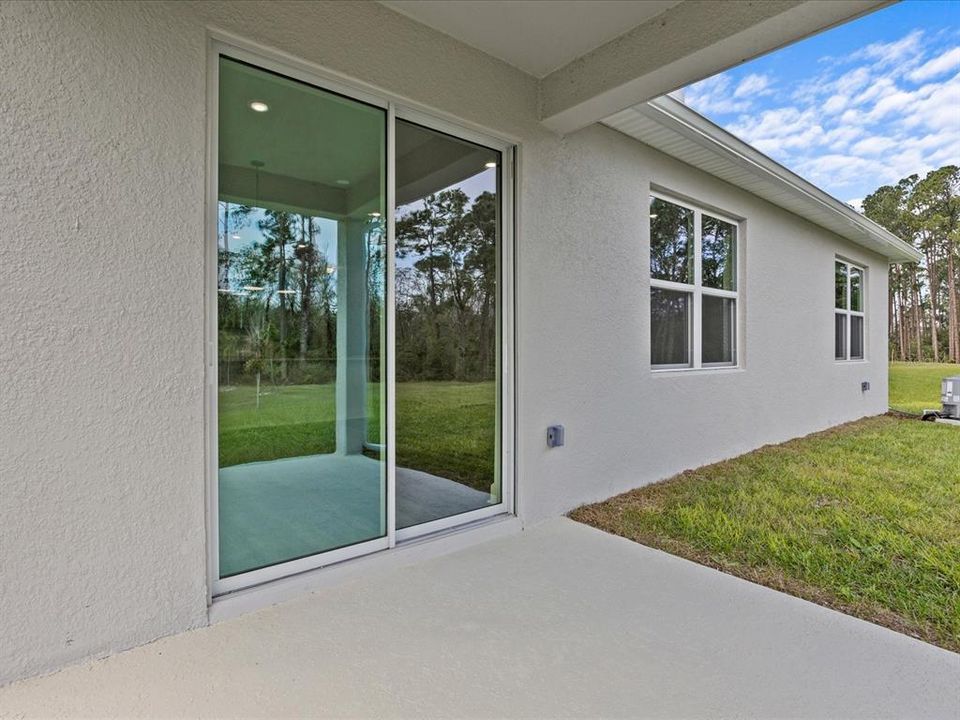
[908,47,960,82]
[851,29,923,66]
[733,73,772,98]
[900,72,960,129]
[823,94,848,114]
[835,66,873,96]
[823,125,864,151]
[684,75,752,114]
[850,136,898,155]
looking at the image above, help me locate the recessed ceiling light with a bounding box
[336,179,350,186]
[249,101,269,113]
[242,285,264,291]
[485,162,497,168]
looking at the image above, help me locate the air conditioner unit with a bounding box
[941,376,960,419]
[924,375,960,423]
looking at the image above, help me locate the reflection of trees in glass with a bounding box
[217,205,338,388]
[836,261,847,309]
[650,288,690,366]
[258,211,295,379]
[218,201,252,289]
[650,197,694,284]
[396,188,497,381]
[702,215,736,290]
[366,217,385,382]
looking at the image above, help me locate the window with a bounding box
[835,260,865,360]
[650,195,738,369]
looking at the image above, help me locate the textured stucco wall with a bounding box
[518,124,889,520]
[1,0,890,685]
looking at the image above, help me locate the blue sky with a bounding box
[682,0,960,209]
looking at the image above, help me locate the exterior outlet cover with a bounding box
[547,425,565,448]
[861,381,870,392]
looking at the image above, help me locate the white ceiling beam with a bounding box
[539,0,891,135]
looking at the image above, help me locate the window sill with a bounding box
[651,365,743,376]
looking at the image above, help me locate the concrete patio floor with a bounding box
[1,518,957,719]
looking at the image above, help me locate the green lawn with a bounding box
[570,415,960,651]
[890,361,958,414]
[219,381,495,491]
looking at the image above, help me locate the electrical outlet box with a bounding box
[861,381,870,392]
[546,425,565,448]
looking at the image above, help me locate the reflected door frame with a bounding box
[205,37,515,599]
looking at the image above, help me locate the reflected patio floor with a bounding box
[219,454,491,577]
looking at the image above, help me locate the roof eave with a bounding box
[611,95,921,265]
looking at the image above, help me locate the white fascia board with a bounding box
[616,96,921,265]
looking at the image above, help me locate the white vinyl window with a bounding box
[835,260,865,361]
[650,194,738,369]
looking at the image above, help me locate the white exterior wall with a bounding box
[0,0,890,685]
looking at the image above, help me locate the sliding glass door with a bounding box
[212,50,510,593]
[394,120,502,532]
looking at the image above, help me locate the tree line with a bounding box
[863,165,960,363]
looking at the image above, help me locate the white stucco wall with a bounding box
[1,0,890,685]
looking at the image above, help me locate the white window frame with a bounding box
[205,35,516,599]
[835,259,866,362]
[649,192,740,371]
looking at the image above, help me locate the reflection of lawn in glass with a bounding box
[218,381,495,491]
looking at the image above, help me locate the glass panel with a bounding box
[701,215,737,290]
[702,295,736,365]
[216,57,386,578]
[835,313,847,360]
[651,288,691,367]
[835,261,848,309]
[650,197,694,284]
[850,315,864,359]
[850,267,863,312]
[394,119,500,529]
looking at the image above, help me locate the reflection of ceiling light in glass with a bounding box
[336,179,350,186]
[278,289,296,295]
[368,212,381,218]
[231,233,241,240]
[649,214,658,219]
[297,243,308,248]
[249,101,269,112]
[326,265,336,274]
[218,288,231,293]
[485,161,497,168]
[242,285,264,291]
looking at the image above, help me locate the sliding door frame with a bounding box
[392,106,514,543]
[205,35,515,599]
